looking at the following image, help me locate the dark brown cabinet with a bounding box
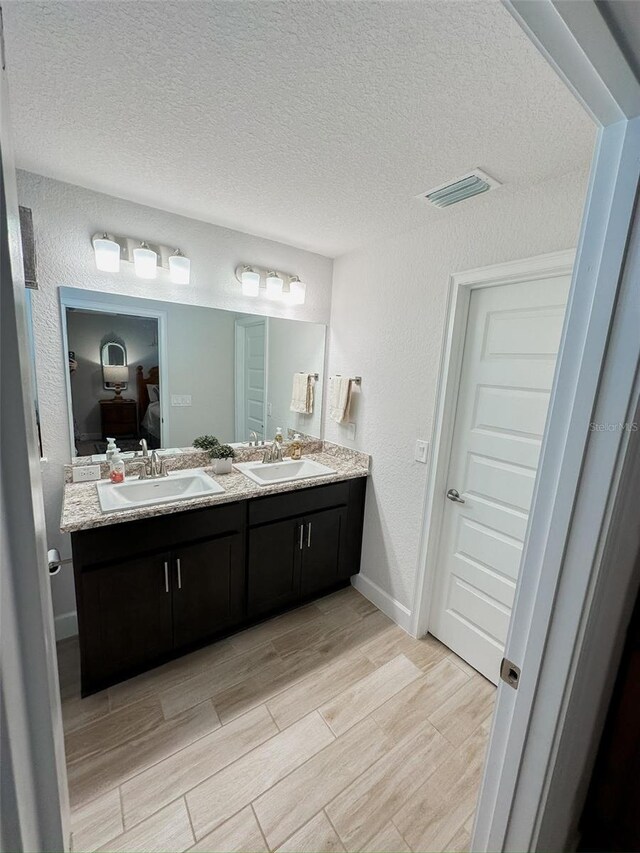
[248,506,346,616]
[172,535,244,648]
[99,399,138,440]
[300,506,346,596]
[248,517,303,617]
[81,551,174,686]
[72,477,366,695]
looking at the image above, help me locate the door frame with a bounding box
[58,287,170,451]
[1,46,69,850]
[412,249,575,640]
[470,2,640,849]
[234,315,268,443]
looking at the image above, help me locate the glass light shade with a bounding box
[133,244,158,279]
[289,277,306,305]
[266,272,284,299]
[93,236,120,272]
[241,268,260,297]
[169,252,191,284]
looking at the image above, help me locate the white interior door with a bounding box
[430,275,570,683]
[236,318,266,441]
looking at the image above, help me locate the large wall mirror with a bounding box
[60,288,326,458]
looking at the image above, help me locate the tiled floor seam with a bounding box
[109,638,279,716]
[391,818,414,853]
[323,806,347,850]
[250,717,390,850]
[250,802,271,852]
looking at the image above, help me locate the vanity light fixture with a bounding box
[239,266,260,297]
[133,242,158,279]
[92,233,121,272]
[266,271,284,300]
[168,249,191,284]
[235,263,306,304]
[289,276,306,305]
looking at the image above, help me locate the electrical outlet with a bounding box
[345,422,357,440]
[72,464,101,482]
[171,394,192,407]
[415,439,429,464]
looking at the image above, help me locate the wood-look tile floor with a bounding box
[57,587,496,853]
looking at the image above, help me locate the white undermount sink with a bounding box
[96,468,225,513]
[234,458,336,486]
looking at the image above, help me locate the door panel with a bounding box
[431,275,570,682]
[172,535,244,649]
[82,552,173,684]
[301,507,346,596]
[248,518,302,616]
[244,321,265,440]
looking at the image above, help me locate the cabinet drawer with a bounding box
[73,501,244,567]
[249,481,350,526]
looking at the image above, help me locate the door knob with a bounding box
[446,488,465,504]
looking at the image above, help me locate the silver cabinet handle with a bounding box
[446,488,465,504]
[164,561,169,593]
[299,525,304,550]
[176,557,182,589]
[307,522,312,548]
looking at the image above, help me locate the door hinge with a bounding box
[500,657,521,689]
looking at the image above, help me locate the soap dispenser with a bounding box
[290,433,303,460]
[109,448,125,484]
[105,437,118,462]
[275,426,284,444]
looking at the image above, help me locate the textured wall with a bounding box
[325,168,591,617]
[18,171,332,623]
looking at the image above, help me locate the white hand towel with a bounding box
[290,373,314,414]
[329,376,353,424]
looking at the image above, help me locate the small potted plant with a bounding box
[193,435,236,474]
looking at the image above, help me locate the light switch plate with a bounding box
[171,394,192,407]
[72,464,101,482]
[415,439,429,464]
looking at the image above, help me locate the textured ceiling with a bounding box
[3,0,595,257]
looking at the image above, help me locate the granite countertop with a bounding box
[60,445,370,533]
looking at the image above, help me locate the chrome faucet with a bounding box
[249,430,258,446]
[262,437,284,464]
[139,438,149,457]
[150,451,168,478]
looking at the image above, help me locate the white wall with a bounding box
[18,170,333,629]
[66,310,158,440]
[324,167,591,623]
[267,317,326,440]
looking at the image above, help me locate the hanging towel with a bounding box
[329,376,353,424]
[290,373,314,414]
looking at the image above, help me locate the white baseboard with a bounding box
[54,611,78,641]
[351,573,413,634]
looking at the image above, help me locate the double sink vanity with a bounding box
[61,440,369,696]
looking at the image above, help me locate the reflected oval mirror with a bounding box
[101,341,128,389]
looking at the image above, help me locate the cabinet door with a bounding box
[301,506,347,597]
[81,552,173,688]
[172,535,245,649]
[248,518,303,617]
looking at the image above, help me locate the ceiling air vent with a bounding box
[418,168,500,209]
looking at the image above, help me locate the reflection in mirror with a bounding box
[61,291,325,459]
